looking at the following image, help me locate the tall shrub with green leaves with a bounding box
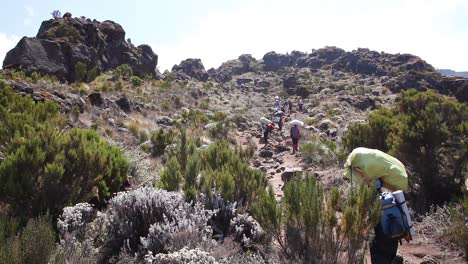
[343,89,468,212]
[0,83,128,217]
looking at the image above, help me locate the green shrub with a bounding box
[74,63,98,83]
[182,109,209,129]
[159,156,182,191]
[0,215,56,264]
[158,134,266,208]
[114,79,124,91]
[304,117,318,126]
[343,89,468,212]
[160,80,172,90]
[49,23,80,42]
[150,128,174,156]
[130,76,142,87]
[252,177,379,263]
[74,62,87,83]
[113,64,133,79]
[77,83,87,95]
[0,84,128,217]
[139,130,148,143]
[301,135,338,167]
[208,120,231,140]
[449,196,468,260]
[86,67,98,83]
[31,71,41,83]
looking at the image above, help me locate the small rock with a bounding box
[371,89,380,96]
[281,167,303,183]
[107,118,115,126]
[314,113,326,120]
[116,96,131,112]
[156,116,174,126]
[204,122,217,130]
[420,255,438,264]
[318,119,337,131]
[259,149,274,158]
[305,125,320,133]
[88,92,103,107]
[327,128,338,137]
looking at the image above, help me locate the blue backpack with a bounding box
[376,179,412,241]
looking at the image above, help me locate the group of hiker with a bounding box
[260,96,414,264]
[261,96,302,154]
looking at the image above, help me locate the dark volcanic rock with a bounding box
[263,50,305,71]
[116,96,131,112]
[88,92,103,107]
[338,95,375,110]
[3,16,158,82]
[171,58,209,81]
[209,54,256,83]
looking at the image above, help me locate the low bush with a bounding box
[56,188,214,263]
[301,135,338,167]
[131,76,143,87]
[252,177,379,263]
[113,64,133,79]
[150,128,174,156]
[0,215,56,264]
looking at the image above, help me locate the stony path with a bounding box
[236,112,305,200]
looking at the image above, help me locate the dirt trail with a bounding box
[236,110,306,200]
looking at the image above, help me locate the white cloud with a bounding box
[0,33,20,65]
[152,0,468,71]
[24,5,35,26]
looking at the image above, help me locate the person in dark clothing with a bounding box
[263,123,274,146]
[288,99,293,113]
[298,99,303,112]
[370,223,399,264]
[290,124,300,153]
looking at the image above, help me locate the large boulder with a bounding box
[171,58,209,81]
[3,16,158,82]
[262,50,306,72]
[209,54,256,82]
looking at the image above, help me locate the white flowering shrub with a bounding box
[57,203,95,238]
[144,248,216,264]
[56,187,215,263]
[205,195,237,241]
[230,213,265,249]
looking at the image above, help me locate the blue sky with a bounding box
[1,0,467,71]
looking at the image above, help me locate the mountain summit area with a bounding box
[0,13,467,264]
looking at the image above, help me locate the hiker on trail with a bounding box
[298,98,303,112]
[262,123,274,146]
[290,124,300,153]
[273,110,284,131]
[274,96,280,108]
[283,100,289,114]
[344,148,413,264]
[288,99,293,113]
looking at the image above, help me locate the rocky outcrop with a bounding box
[263,50,305,71]
[171,58,209,81]
[209,54,257,83]
[3,14,158,82]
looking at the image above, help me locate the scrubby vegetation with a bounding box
[343,89,468,212]
[252,177,379,263]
